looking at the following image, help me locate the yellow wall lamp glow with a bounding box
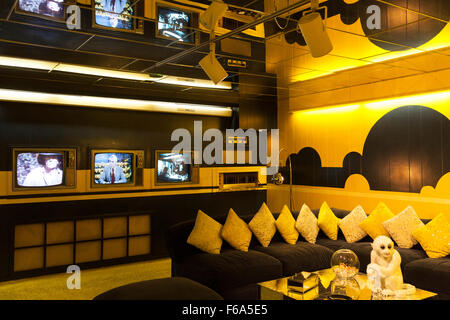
[0,88,233,117]
[0,56,232,90]
[292,90,450,115]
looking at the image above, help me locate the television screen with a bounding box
[17,0,65,20]
[94,0,134,30]
[158,7,193,43]
[93,152,133,185]
[16,152,64,187]
[156,152,192,183]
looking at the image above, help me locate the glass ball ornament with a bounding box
[329,277,361,300]
[331,249,360,279]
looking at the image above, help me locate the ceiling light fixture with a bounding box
[0,56,232,89]
[0,88,233,117]
[297,0,333,58]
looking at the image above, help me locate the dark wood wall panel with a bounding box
[0,101,228,170]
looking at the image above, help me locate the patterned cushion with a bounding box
[338,205,368,243]
[187,210,223,254]
[412,214,450,258]
[248,202,276,247]
[295,204,319,244]
[221,208,253,252]
[383,206,424,249]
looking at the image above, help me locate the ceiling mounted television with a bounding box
[13,148,77,191]
[91,149,144,187]
[93,0,143,33]
[155,150,193,184]
[16,0,68,21]
[157,6,196,43]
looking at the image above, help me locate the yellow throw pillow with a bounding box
[275,205,299,245]
[295,203,319,244]
[221,208,252,252]
[359,202,394,240]
[317,202,340,240]
[382,206,424,249]
[412,213,450,258]
[187,210,223,254]
[248,202,276,247]
[338,205,368,243]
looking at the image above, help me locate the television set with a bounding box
[157,6,196,43]
[13,148,77,191]
[93,0,143,33]
[16,0,68,21]
[155,150,193,184]
[90,149,144,188]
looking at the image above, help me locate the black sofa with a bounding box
[166,208,450,300]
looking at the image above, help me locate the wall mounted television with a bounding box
[16,0,70,22]
[13,147,77,191]
[90,149,144,188]
[156,5,196,43]
[93,0,144,33]
[155,150,194,185]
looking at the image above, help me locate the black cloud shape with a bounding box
[281,105,450,193]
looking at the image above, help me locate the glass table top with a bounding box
[258,268,437,300]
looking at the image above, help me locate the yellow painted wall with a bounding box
[271,91,450,220]
[267,182,450,221]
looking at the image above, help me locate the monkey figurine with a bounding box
[366,235,403,295]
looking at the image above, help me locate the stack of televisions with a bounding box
[12,147,195,192]
[15,0,199,44]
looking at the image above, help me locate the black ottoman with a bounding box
[93,277,223,300]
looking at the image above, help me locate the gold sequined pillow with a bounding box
[221,208,252,252]
[295,203,319,244]
[338,205,368,243]
[248,202,276,247]
[412,213,450,258]
[187,210,223,254]
[275,205,299,245]
[382,206,424,248]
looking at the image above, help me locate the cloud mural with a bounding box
[284,105,450,194]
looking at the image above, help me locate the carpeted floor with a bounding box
[0,258,171,300]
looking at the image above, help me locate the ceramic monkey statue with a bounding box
[367,235,403,295]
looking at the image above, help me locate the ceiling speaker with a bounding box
[200,1,229,30]
[199,52,228,85]
[297,12,333,58]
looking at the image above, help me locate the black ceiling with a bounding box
[0,0,276,104]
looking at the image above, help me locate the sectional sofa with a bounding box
[166,208,450,300]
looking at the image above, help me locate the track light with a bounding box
[297,0,333,58]
[198,1,229,85]
[199,47,228,85]
[199,0,228,30]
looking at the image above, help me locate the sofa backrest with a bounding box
[166,208,431,263]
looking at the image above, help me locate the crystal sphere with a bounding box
[329,277,361,300]
[331,249,360,279]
